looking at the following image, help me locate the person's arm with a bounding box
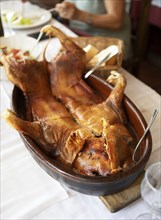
[91,0,125,29]
[55,0,125,30]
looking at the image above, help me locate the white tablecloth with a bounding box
[1,60,161,220]
[1,82,69,219]
[1,1,161,219]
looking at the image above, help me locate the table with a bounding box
[1,2,161,219]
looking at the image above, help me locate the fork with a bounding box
[132,108,159,162]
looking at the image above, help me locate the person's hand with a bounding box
[55,1,79,20]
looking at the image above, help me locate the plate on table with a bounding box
[1,1,52,30]
[0,35,42,80]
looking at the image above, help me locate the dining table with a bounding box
[1,1,161,219]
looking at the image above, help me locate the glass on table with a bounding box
[136,162,161,219]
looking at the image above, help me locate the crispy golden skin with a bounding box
[1,55,93,165]
[42,25,134,173]
[1,25,134,176]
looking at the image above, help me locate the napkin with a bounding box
[0,82,68,219]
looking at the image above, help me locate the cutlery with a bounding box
[29,32,44,56]
[132,108,159,162]
[30,7,57,20]
[84,45,119,79]
[47,8,57,13]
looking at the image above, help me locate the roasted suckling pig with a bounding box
[1,25,135,176]
[42,25,134,171]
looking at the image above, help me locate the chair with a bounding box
[124,0,151,75]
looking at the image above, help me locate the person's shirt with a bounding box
[68,0,132,59]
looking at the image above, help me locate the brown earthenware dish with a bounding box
[12,74,152,196]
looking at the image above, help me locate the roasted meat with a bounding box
[42,25,134,172]
[1,25,135,176]
[42,25,103,105]
[1,53,118,176]
[1,55,98,166]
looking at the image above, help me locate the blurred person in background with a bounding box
[21,0,132,60]
[55,0,132,60]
